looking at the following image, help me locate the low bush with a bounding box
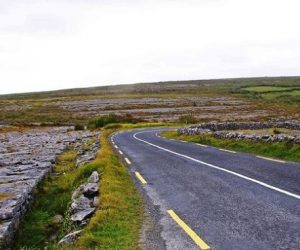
[103,123,123,129]
[178,114,198,124]
[74,123,85,131]
[273,128,282,134]
[88,113,142,129]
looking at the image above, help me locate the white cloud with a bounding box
[0,0,299,94]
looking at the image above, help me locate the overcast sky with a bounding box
[0,0,299,94]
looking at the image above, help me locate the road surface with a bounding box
[112,128,300,250]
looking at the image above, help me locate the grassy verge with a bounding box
[76,129,143,250]
[162,130,300,163]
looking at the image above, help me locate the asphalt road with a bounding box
[112,128,300,250]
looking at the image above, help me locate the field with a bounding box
[0,76,300,125]
[237,80,300,105]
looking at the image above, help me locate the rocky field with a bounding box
[1,77,299,125]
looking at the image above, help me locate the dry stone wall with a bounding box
[178,121,300,144]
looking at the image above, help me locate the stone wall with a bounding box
[178,121,300,144]
[0,127,100,248]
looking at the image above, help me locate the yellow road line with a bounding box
[167,210,210,250]
[125,157,131,164]
[135,171,147,184]
[256,155,285,163]
[196,143,208,148]
[219,148,236,154]
[118,150,123,155]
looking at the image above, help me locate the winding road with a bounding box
[112,128,300,250]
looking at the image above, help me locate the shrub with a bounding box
[88,113,142,129]
[88,114,118,128]
[273,128,282,134]
[74,123,85,131]
[104,123,123,129]
[178,114,198,124]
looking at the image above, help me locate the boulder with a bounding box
[71,208,96,223]
[58,230,82,246]
[71,195,92,212]
[71,184,85,201]
[88,171,99,183]
[52,214,64,224]
[93,196,100,207]
[83,183,99,198]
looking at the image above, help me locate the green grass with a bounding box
[162,130,300,163]
[76,129,143,250]
[242,86,292,92]
[262,90,300,99]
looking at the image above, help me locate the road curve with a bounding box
[112,128,300,250]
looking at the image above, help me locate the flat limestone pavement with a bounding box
[114,128,300,250]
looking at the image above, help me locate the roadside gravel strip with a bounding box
[114,128,300,250]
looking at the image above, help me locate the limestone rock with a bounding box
[71,195,92,213]
[93,196,100,207]
[71,208,96,222]
[58,230,82,246]
[83,183,99,198]
[88,171,99,183]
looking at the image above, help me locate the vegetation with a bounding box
[14,129,143,250]
[273,128,282,134]
[76,129,143,249]
[178,114,198,124]
[234,79,300,106]
[242,86,293,92]
[162,130,300,163]
[88,114,142,129]
[74,123,85,131]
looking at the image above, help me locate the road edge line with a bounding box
[133,131,300,200]
[135,171,147,184]
[256,155,285,163]
[125,157,131,165]
[167,209,210,250]
[219,148,236,154]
